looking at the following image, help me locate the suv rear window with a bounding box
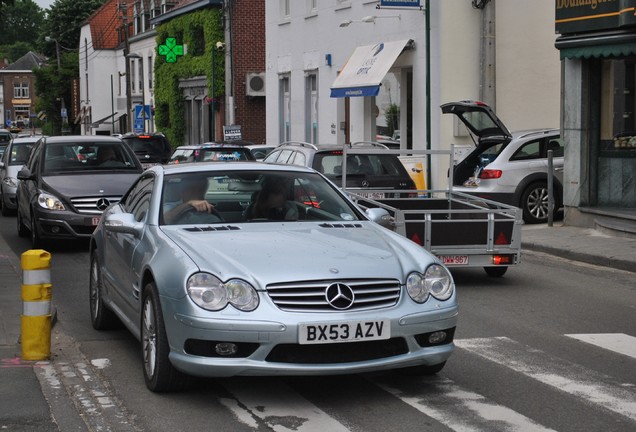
[313,152,406,178]
[125,136,170,156]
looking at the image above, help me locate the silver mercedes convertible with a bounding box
[89,162,458,392]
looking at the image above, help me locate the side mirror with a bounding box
[365,207,393,229]
[17,168,32,180]
[104,213,143,237]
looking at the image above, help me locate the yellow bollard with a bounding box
[21,249,52,361]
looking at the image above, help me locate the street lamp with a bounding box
[126,53,145,133]
[45,36,69,134]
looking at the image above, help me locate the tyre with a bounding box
[520,182,556,224]
[89,253,120,330]
[484,266,508,277]
[17,208,28,237]
[141,282,188,392]
[396,361,447,376]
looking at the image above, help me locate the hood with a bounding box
[441,101,512,142]
[42,173,140,198]
[162,223,432,286]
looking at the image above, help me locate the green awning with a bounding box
[560,42,636,59]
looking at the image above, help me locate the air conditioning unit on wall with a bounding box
[246,72,266,97]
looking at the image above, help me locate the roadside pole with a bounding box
[547,149,554,227]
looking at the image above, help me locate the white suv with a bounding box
[444,101,563,224]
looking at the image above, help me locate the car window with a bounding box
[43,142,139,173]
[275,149,294,163]
[290,151,306,166]
[313,153,405,178]
[200,149,253,161]
[546,138,564,157]
[9,142,36,165]
[169,149,195,164]
[124,175,154,222]
[160,170,363,225]
[125,136,169,155]
[510,139,541,161]
[263,150,280,163]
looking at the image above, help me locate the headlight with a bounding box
[2,177,18,188]
[187,273,258,312]
[37,192,65,211]
[407,265,454,303]
[425,264,454,301]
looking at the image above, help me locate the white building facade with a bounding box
[265,0,560,189]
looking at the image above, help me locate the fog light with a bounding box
[51,226,60,234]
[214,342,238,356]
[428,331,447,344]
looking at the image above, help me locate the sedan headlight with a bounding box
[2,177,18,188]
[406,264,454,303]
[187,272,259,312]
[37,192,65,211]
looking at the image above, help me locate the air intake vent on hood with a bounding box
[184,225,241,232]
[318,223,363,229]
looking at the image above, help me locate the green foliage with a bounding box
[154,8,224,147]
[385,103,400,136]
[0,0,45,46]
[44,0,103,53]
[33,51,81,135]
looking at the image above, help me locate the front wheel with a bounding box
[141,282,188,392]
[89,253,120,330]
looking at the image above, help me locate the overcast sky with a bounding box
[34,0,55,9]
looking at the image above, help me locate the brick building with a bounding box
[0,52,46,129]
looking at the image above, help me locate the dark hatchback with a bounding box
[264,141,417,198]
[16,135,143,247]
[121,132,172,168]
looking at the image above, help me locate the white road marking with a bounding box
[376,377,556,432]
[565,333,636,359]
[221,380,351,432]
[456,337,636,422]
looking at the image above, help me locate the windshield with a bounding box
[43,142,139,173]
[9,142,36,166]
[126,137,169,155]
[161,170,363,225]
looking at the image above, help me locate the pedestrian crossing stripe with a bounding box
[455,336,636,422]
[565,333,636,359]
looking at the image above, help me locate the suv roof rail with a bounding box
[280,141,318,150]
[517,129,559,140]
[350,141,390,149]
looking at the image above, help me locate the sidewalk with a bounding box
[1,222,635,430]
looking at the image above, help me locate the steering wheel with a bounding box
[175,206,223,224]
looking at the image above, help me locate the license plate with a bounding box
[357,192,385,200]
[299,319,390,345]
[439,255,469,265]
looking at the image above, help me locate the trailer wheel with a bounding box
[484,266,507,277]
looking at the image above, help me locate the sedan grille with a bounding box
[70,196,120,214]
[266,279,401,312]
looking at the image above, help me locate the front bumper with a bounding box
[34,209,100,240]
[162,296,459,378]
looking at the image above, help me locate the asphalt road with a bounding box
[2,219,635,431]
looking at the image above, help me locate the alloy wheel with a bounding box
[142,297,158,379]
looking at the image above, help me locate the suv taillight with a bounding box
[479,169,502,179]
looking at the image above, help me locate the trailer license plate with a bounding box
[440,255,469,265]
[357,191,385,200]
[299,320,390,345]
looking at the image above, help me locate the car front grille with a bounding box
[70,196,121,214]
[266,279,401,312]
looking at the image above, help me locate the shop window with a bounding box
[305,72,318,144]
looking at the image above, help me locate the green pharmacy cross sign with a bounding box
[158,38,184,63]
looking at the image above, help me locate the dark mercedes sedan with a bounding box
[16,135,143,247]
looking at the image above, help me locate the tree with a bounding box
[43,0,104,53]
[0,0,45,46]
[385,104,400,136]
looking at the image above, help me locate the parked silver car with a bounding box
[0,136,42,216]
[89,162,458,392]
[444,101,564,224]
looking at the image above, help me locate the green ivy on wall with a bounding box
[154,8,224,147]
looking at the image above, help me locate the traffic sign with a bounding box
[134,105,151,120]
[134,119,144,133]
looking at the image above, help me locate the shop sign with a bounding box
[379,0,421,7]
[556,0,636,34]
[223,125,242,141]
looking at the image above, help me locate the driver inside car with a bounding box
[163,176,220,224]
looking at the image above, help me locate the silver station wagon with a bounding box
[89,162,458,392]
